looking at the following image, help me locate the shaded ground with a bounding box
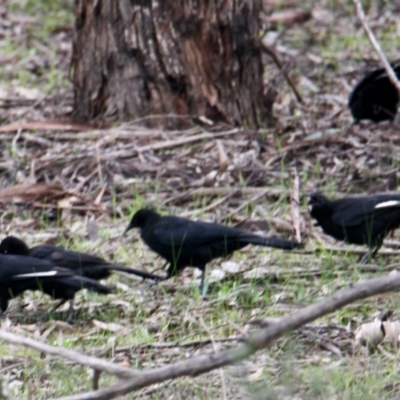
[1,0,400,399]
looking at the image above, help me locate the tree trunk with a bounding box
[71,0,270,128]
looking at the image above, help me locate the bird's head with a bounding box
[307,192,330,218]
[0,236,30,256]
[123,209,160,235]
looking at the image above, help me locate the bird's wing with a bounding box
[0,254,75,280]
[152,217,239,247]
[30,245,106,268]
[332,196,400,227]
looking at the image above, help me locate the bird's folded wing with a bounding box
[332,199,400,227]
[153,220,238,247]
[31,245,106,267]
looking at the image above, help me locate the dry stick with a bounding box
[198,317,228,400]
[164,187,292,206]
[182,187,291,198]
[310,245,400,257]
[290,168,302,243]
[352,0,400,92]
[0,331,137,379]
[53,273,400,400]
[261,42,304,104]
[180,191,238,218]
[222,189,270,222]
[95,337,244,357]
[136,129,240,152]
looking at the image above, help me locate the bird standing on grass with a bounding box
[348,64,400,123]
[0,253,111,323]
[308,192,400,263]
[124,209,302,293]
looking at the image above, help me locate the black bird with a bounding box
[124,209,302,292]
[308,192,400,262]
[0,236,162,282]
[0,253,110,322]
[348,64,400,123]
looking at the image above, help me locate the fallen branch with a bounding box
[352,0,400,93]
[52,272,400,400]
[94,336,243,358]
[0,331,137,379]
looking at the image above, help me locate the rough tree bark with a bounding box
[71,0,271,128]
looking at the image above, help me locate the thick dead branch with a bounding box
[352,0,400,93]
[52,272,400,400]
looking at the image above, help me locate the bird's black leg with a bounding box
[199,266,207,296]
[148,261,170,277]
[52,298,67,312]
[359,244,381,264]
[166,263,179,279]
[359,251,372,264]
[37,299,67,322]
[371,245,381,258]
[66,300,74,325]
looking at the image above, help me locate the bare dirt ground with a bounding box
[1,0,400,399]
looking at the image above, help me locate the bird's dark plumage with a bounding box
[0,253,110,321]
[348,65,400,122]
[0,236,161,282]
[308,192,400,261]
[124,209,302,291]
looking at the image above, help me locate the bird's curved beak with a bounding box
[122,223,133,237]
[307,195,316,206]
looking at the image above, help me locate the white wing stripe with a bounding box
[375,200,400,209]
[13,271,58,279]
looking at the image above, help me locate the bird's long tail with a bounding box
[105,265,164,281]
[240,234,302,250]
[66,276,112,294]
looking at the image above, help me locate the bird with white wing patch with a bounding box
[307,192,400,263]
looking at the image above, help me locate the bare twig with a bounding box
[175,187,291,199]
[136,129,240,152]
[310,244,400,257]
[180,191,238,218]
[198,317,228,400]
[352,0,400,93]
[94,336,244,357]
[290,168,302,243]
[221,189,270,223]
[0,331,137,379]
[261,42,304,104]
[52,273,400,400]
